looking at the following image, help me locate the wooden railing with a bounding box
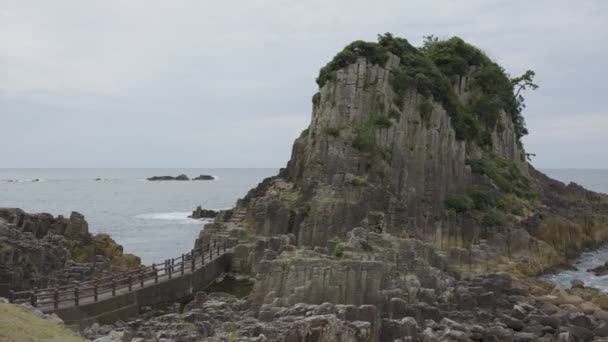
[8,239,236,309]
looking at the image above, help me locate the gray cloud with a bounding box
[1,0,607,168]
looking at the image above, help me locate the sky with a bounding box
[1,0,607,168]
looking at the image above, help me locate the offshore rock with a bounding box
[193,174,215,180]
[146,174,189,181]
[190,206,218,219]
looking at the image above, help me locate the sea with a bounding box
[0,168,277,264]
[1,168,607,289]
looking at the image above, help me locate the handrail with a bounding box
[8,239,235,309]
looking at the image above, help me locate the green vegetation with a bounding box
[445,194,475,213]
[279,190,301,206]
[332,243,344,257]
[351,177,368,187]
[482,209,507,227]
[373,114,392,128]
[316,33,538,145]
[0,303,83,342]
[317,41,389,88]
[325,127,340,137]
[351,112,394,159]
[467,153,535,199]
[466,185,494,210]
[418,97,433,124]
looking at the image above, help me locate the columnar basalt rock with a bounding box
[196,36,608,279]
[0,208,140,291]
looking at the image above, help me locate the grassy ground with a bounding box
[0,302,83,342]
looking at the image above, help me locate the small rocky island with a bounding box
[146,174,215,181]
[193,174,215,180]
[146,174,189,181]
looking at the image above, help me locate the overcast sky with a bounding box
[1,0,607,168]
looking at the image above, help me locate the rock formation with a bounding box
[190,206,218,219]
[186,34,608,341]
[196,34,608,276]
[0,208,140,291]
[193,175,215,181]
[146,174,189,181]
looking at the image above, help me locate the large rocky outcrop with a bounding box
[196,35,608,279]
[0,208,140,291]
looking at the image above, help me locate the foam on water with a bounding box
[541,246,608,291]
[135,212,207,224]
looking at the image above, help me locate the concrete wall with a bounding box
[49,252,232,329]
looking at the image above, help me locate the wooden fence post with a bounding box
[53,288,58,309]
[191,254,195,271]
[112,278,116,296]
[31,288,37,307]
[74,287,79,306]
[94,282,98,302]
[180,254,185,275]
[8,290,14,304]
[224,241,227,252]
[153,263,158,283]
[140,269,144,287]
[209,244,213,259]
[128,275,132,291]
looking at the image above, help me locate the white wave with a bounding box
[135,211,211,225]
[211,175,220,180]
[1,178,44,183]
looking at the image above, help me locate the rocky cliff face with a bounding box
[190,34,608,341]
[196,35,608,274]
[0,208,140,291]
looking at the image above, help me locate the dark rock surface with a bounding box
[190,206,218,219]
[0,208,140,291]
[146,174,189,181]
[588,262,608,276]
[193,174,215,180]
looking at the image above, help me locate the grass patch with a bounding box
[467,153,535,200]
[0,303,83,342]
[332,243,344,257]
[351,177,368,187]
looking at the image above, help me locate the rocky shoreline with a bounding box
[0,208,140,293]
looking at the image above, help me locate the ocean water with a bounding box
[540,169,608,290]
[1,167,607,289]
[0,168,276,264]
